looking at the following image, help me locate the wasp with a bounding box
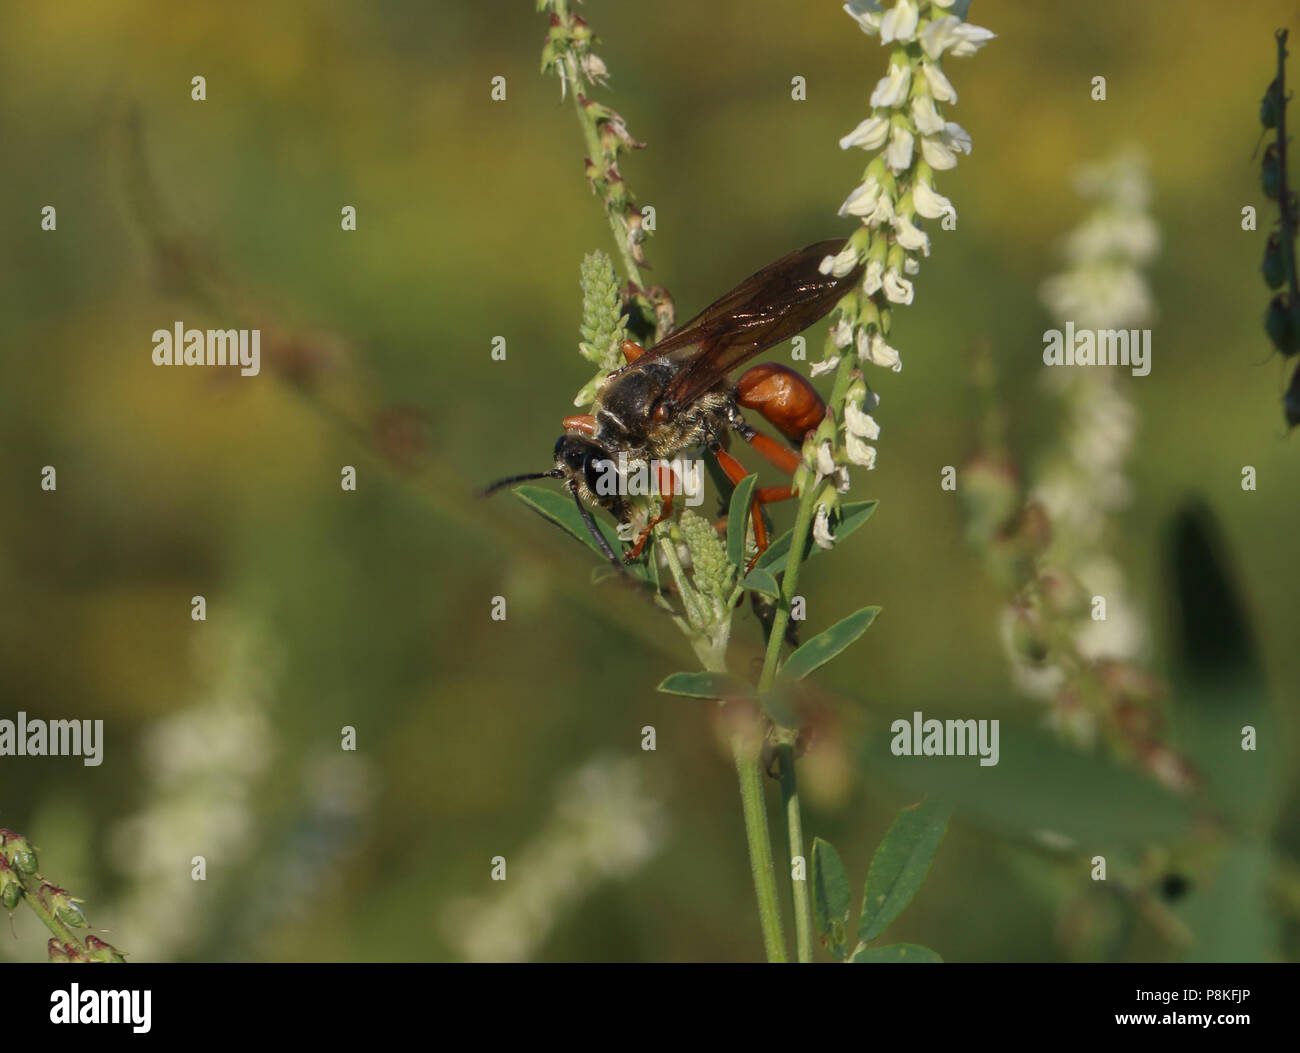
[485,239,863,572]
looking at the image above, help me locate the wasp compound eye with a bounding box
[583,455,614,497]
[553,435,589,472]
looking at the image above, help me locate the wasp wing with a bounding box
[634,239,861,417]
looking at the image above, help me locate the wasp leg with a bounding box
[623,462,676,562]
[710,445,776,572]
[621,339,646,364]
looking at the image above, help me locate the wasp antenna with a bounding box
[569,485,643,588]
[479,469,563,499]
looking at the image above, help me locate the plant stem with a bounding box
[553,0,647,292]
[755,352,861,962]
[19,877,83,947]
[777,741,813,962]
[545,0,785,963]
[731,731,788,962]
[1275,30,1300,305]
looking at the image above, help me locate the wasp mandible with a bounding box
[485,239,863,572]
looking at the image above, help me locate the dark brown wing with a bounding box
[635,238,861,417]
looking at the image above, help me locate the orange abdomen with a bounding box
[735,363,826,444]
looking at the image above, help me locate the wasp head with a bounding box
[553,434,629,519]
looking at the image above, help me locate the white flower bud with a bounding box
[845,399,881,440]
[819,243,859,276]
[921,61,958,103]
[839,115,890,151]
[922,136,957,170]
[893,213,931,255]
[862,257,884,295]
[839,177,882,217]
[883,269,914,305]
[880,0,919,44]
[911,94,946,135]
[921,17,996,60]
[861,330,902,371]
[845,431,878,468]
[810,355,840,378]
[813,504,837,549]
[816,441,837,481]
[885,125,915,172]
[943,121,973,154]
[870,64,911,108]
[912,180,955,221]
[842,2,883,36]
[830,318,855,348]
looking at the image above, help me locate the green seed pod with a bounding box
[56,901,86,928]
[1285,362,1300,428]
[1261,76,1282,129]
[2,833,39,876]
[1262,232,1287,289]
[1265,293,1300,355]
[1262,143,1282,200]
[84,935,127,963]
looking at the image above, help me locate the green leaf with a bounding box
[739,567,780,599]
[1165,502,1279,830]
[867,723,1193,851]
[811,838,852,960]
[656,671,755,701]
[756,686,800,729]
[1173,833,1280,962]
[726,474,759,568]
[513,486,651,582]
[850,943,942,963]
[756,500,877,571]
[779,605,880,682]
[858,800,949,945]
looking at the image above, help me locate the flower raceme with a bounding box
[802,0,992,548]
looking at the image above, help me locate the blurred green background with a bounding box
[1,0,1296,962]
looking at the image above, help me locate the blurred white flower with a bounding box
[440,756,665,962]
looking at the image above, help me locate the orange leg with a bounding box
[714,447,790,571]
[561,413,596,436]
[621,340,645,364]
[624,463,676,561]
[713,430,805,569]
[746,432,801,476]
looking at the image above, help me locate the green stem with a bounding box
[755,351,861,962]
[553,0,647,292]
[731,731,788,962]
[777,741,812,962]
